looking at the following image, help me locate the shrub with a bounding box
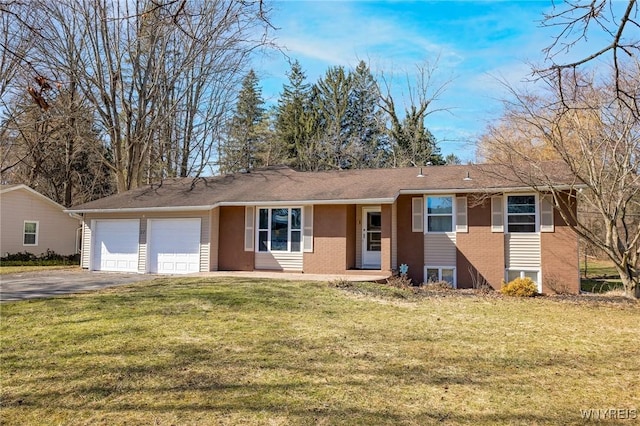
[500,277,538,297]
[426,280,454,290]
[0,250,80,266]
[386,274,413,288]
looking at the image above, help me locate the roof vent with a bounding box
[417,167,425,178]
[463,171,472,181]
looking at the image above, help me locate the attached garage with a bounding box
[148,218,201,274]
[92,219,140,272]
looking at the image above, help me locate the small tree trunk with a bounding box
[617,266,639,299]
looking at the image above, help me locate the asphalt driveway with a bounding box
[0,270,157,302]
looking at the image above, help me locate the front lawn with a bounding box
[0,265,81,275]
[1,278,638,425]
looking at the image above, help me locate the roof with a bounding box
[67,163,581,213]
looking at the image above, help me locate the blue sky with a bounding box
[253,1,612,162]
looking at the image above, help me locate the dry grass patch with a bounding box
[1,278,639,425]
[0,265,81,275]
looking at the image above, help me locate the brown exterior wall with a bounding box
[304,205,350,273]
[218,206,254,271]
[456,197,505,290]
[396,195,425,284]
[541,192,579,294]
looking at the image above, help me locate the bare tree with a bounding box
[2,0,273,193]
[539,0,639,116]
[481,66,640,298]
[378,59,452,167]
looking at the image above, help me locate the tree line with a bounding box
[220,60,455,174]
[0,0,453,208]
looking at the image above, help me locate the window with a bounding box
[23,221,38,246]
[507,195,536,233]
[427,196,453,232]
[257,208,302,252]
[425,267,456,287]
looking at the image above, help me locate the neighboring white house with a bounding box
[0,184,82,257]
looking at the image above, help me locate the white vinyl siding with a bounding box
[81,220,91,268]
[540,196,554,232]
[355,207,362,268]
[244,206,255,252]
[505,233,541,269]
[303,205,313,252]
[210,207,220,271]
[412,197,424,232]
[392,202,398,270]
[255,252,303,271]
[424,232,457,266]
[199,215,210,273]
[455,197,468,233]
[138,219,147,273]
[491,196,504,233]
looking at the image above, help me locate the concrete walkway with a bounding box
[192,270,391,282]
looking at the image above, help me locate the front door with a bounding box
[362,207,382,269]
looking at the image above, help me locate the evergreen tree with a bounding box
[347,60,387,168]
[275,60,316,170]
[221,70,265,173]
[315,65,353,169]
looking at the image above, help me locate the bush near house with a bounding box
[0,250,80,266]
[500,277,538,297]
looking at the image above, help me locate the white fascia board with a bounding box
[398,184,583,195]
[64,205,216,214]
[65,198,398,214]
[220,198,395,207]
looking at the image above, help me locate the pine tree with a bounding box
[221,70,265,173]
[315,65,353,169]
[347,61,387,168]
[275,60,316,170]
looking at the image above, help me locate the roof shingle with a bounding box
[68,163,579,212]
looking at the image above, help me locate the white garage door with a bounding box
[93,220,140,272]
[148,219,201,274]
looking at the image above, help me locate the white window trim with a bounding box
[23,220,39,246]
[256,207,303,253]
[505,269,542,293]
[504,193,539,234]
[424,266,457,288]
[425,195,455,234]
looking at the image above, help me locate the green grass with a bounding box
[580,258,625,293]
[1,278,639,425]
[0,265,81,275]
[580,258,620,278]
